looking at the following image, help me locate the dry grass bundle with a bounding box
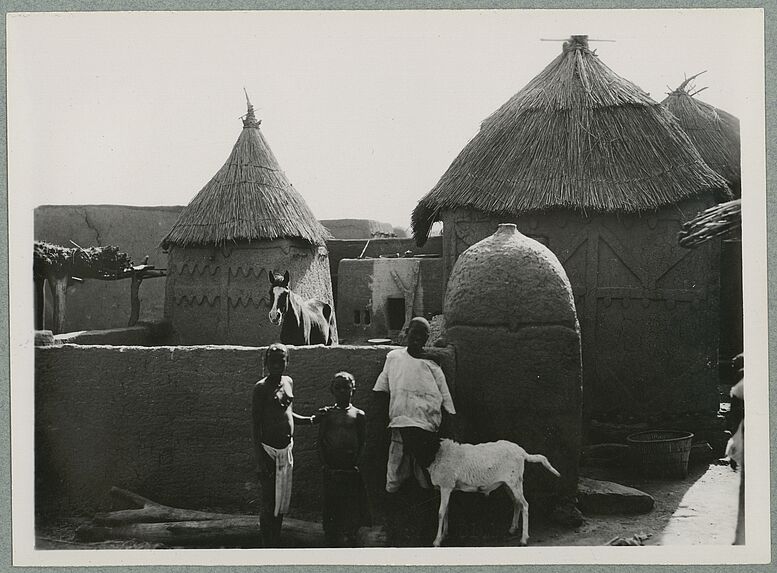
[34,241,134,278]
[661,73,741,194]
[678,198,741,248]
[412,35,731,245]
[161,109,331,249]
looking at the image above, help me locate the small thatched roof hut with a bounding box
[412,35,730,244]
[661,73,741,196]
[161,100,335,346]
[161,102,331,249]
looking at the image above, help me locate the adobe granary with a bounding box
[161,97,335,345]
[412,35,732,440]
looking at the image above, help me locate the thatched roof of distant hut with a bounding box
[412,35,731,245]
[661,72,741,194]
[161,100,331,249]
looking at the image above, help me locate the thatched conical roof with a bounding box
[412,35,731,245]
[161,101,331,249]
[661,73,741,195]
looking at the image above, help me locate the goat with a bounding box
[427,438,560,547]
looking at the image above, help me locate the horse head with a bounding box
[268,270,291,325]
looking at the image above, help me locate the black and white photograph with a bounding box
[6,7,770,567]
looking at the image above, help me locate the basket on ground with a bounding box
[626,430,694,479]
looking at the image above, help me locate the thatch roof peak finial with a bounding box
[564,34,589,52]
[242,88,262,129]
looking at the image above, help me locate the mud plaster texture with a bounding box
[320,219,395,239]
[34,205,183,331]
[164,239,335,346]
[444,224,582,506]
[440,197,722,426]
[35,343,455,525]
[33,204,442,334]
[326,236,442,304]
[336,257,444,342]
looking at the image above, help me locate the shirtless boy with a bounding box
[251,343,316,547]
[317,372,371,547]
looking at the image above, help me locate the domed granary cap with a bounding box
[444,223,577,329]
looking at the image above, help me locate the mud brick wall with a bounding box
[327,236,443,304]
[336,257,444,343]
[34,343,455,523]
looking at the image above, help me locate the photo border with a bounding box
[2,1,774,571]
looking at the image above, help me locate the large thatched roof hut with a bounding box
[661,74,741,197]
[413,36,729,243]
[161,101,336,345]
[414,35,731,440]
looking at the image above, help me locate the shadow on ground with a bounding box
[35,459,740,549]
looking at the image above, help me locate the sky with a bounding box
[7,9,764,232]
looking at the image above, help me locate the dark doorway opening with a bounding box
[387,298,405,331]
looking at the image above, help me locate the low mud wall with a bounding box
[46,322,171,347]
[35,344,455,524]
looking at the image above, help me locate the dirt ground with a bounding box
[36,457,740,550]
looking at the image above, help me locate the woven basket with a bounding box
[626,430,694,478]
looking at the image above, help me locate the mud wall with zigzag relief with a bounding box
[164,239,336,346]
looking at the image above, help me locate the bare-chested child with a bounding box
[251,343,316,548]
[316,372,371,547]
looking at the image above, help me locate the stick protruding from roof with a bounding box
[242,88,262,129]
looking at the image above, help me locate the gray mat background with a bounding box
[1,1,774,571]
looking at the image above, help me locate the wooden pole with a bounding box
[46,272,70,334]
[77,487,386,548]
[128,272,143,327]
[34,276,45,330]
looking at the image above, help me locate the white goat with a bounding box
[427,438,560,547]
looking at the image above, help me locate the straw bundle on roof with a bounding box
[678,198,741,248]
[661,73,741,192]
[412,35,731,245]
[161,103,331,249]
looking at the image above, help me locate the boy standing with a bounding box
[372,317,457,493]
[251,343,316,547]
[317,372,371,547]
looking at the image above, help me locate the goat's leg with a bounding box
[504,485,521,536]
[433,488,452,547]
[507,482,530,546]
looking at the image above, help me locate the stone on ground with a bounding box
[578,477,655,515]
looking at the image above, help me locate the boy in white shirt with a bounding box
[373,317,457,492]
